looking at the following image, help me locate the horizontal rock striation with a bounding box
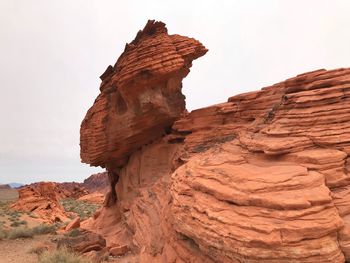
[80,20,207,169]
[11,182,69,223]
[80,20,350,263]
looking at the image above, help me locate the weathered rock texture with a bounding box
[80,20,207,169]
[11,182,89,222]
[11,182,69,223]
[80,20,350,263]
[82,172,109,194]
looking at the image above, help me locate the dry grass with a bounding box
[38,247,92,263]
[7,226,34,239]
[0,227,7,240]
[32,224,57,235]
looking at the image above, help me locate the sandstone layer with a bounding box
[82,172,109,194]
[80,20,207,169]
[80,20,350,263]
[11,182,69,223]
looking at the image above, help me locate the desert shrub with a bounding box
[29,244,49,255]
[19,220,27,225]
[10,221,20,227]
[60,198,100,220]
[38,247,91,263]
[0,227,7,240]
[65,228,80,237]
[33,224,57,235]
[7,226,33,239]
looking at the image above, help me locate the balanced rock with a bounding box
[80,19,207,169]
[80,20,350,263]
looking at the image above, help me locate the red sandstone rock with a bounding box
[80,19,207,169]
[11,182,69,223]
[57,182,89,199]
[80,20,350,263]
[82,172,109,194]
[57,229,106,253]
[78,192,104,204]
[109,244,128,256]
[10,181,89,223]
[65,216,81,231]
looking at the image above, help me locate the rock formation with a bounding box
[82,172,109,193]
[80,20,350,262]
[80,20,207,170]
[11,182,69,223]
[10,181,89,222]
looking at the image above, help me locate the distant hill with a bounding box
[8,183,24,189]
[83,172,109,193]
[0,184,11,190]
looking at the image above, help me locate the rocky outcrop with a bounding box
[82,172,109,193]
[57,182,89,199]
[80,20,350,263]
[80,20,207,169]
[57,229,106,253]
[11,182,69,223]
[10,181,89,222]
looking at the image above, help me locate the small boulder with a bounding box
[65,217,80,231]
[109,244,129,256]
[57,230,106,253]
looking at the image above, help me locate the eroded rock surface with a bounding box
[80,20,207,169]
[11,182,69,223]
[80,20,350,263]
[82,172,109,194]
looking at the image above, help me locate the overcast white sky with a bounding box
[0,0,349,184]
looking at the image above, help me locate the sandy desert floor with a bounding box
[0,234,56,263]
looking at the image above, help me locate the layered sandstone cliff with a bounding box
[80,20,350,262]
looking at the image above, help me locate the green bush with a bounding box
[33,224,57,235]
[38,247,91,263]
[60,198,100,220]
[7,226,33,239]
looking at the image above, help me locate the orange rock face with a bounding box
[80,20,350,263]
[82,172,109,193]
[10,181,89,223]
[80,20,207,169]
[11,182,69,223]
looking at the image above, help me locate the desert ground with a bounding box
[0,186,113,263]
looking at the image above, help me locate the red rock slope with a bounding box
[82,172,109,194]
[11,182,88,223]
[80,20,350,262]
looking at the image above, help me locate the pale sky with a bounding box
[0,0,349,184]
